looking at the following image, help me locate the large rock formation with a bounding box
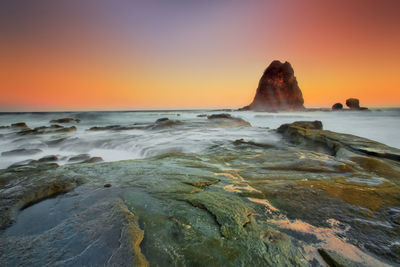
[332,103,343,110]
[346,98,360,109]
[241,60,304,111]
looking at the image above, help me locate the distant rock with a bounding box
[207,114,233,120]
[155,117,169,123]
[68,154,91,162]
[207,113,251,127]
[332,103,343,110]
[345,98,360,109]
[50,118,80,124]
[241,60,304,111]
[17,125,76,135]
[11,122,29,128]
[345,98,369,111]
[150,118,183,129]
[2,148,42,156]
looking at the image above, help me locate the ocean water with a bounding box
[0,108,399,169]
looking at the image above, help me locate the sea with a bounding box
[0,108,399,169]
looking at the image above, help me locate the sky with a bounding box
[1,0,400,111]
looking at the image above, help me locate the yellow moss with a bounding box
[118,202,149,267]
[351,156,400,182]
[298,178,400,211]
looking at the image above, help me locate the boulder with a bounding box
[38,155,58,162]
[241,60,304,111]
[155,117,169,123]
[345,98,360,109]
[277,121,323,134]
[68,154,91,162]
[207,114,233,120]
[207,113,251,127]
[332,103,343,110]
[11,122,28,128]
[150,118,183,129]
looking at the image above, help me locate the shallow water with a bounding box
[0,108,399,169]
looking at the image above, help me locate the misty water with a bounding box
[0,109,399,169]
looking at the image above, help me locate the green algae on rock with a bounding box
[0,120,399,266]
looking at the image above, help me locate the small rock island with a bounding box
[241,60,304,111]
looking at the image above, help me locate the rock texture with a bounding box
[241,60,304,111]
[346,98,360,109]
[332,103,343,110]
[207,113,251,127]
[1,121,400,266]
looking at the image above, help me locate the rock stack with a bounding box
[241,60,304,111]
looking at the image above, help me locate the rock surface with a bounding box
[1,122,399,266]
[346,98,360,109]
[332,103,343,110]
[241,60,305,111]
[207,113,251,127]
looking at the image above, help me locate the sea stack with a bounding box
[346,98,360,109]
[241,60,304,111]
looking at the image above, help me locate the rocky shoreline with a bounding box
[1,118,399,266]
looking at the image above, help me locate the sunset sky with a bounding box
[1,0,400,110]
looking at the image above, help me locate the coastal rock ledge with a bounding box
[241,60,305,111]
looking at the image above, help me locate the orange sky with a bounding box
[1,0,400,110]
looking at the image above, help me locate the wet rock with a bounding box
[7,159,36,168]
[150,118,183,129]
[155,117,169,123]
[0,197,143,266]
[207,113,233,119]
[1,128,399,265]
[54,126,77,133]
[241,60,304,111]
[11,122,28,128]
[82,157,103,164]
[89,125,121,131]
[17,125,77,135]
[68,154,91,162]
[332,103,343,110]
[50,118,80,124]
[1,148,42,156]
[38,155,58,162]
[207,113,251,127]
[233,139,276,149]
[0,166,84,229]
[346,98,360,109]
[277,120,323,134]
[277,121,400,163]
[45,137,68,146]
[197,114,207,117]
[0,126,10,129]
